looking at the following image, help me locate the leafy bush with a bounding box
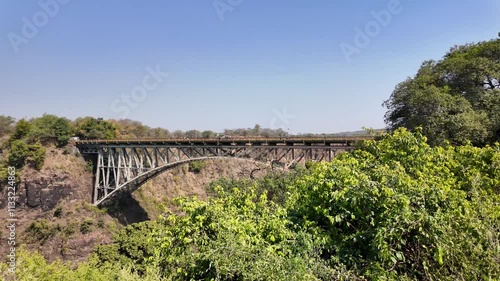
[305,160,315,169]
[25,219,57,244]
[64,222,77,236]
[0,248,168,281]
[8,140,30,168]
[208,169,306,206]
[53,207,63,218]
[97,219,105,228]
[288,128,500,280]
[10,119,31,141]
[80,219,93,234]
[7,140,45,170]
[94,221,160,273]
[54,117,73,147]
[188,160,206,173]
[147,188,341,280]
[27,142,45,170]
[84,160,94,172]
[0,164,10,185]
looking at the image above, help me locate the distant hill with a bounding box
[295,128,386,138]
[331,128,386,137]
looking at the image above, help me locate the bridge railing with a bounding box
[75,136,375,145]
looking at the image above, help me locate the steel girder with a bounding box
[81,144,352,205]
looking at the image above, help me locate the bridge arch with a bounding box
[94,156,279,206]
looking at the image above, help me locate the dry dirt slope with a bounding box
[0,144,275,264]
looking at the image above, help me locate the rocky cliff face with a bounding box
[19,173,85,210]
[0,146,112,264]
[0,145,93,208]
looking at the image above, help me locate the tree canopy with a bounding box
[384,39,500,146]
[28,114,73,147]
[74,117,118,140]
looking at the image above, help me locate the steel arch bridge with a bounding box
[76,137,370,206]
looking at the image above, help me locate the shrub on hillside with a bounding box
[26,142,46,170]
[7,140,30,168]
[10,119,31,141]
[80,219,94,234]
[188,160,206,173]
[25,219,57,244]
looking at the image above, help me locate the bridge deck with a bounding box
[76,136,374,146]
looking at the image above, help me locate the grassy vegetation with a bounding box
[80,219,94,234]
[25,219,58,244]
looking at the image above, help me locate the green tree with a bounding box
[28,114,73,147]
[74,117,118,140]
[8,140,30,168]
[252,124,261,136]
[172,130,185,138]
[384,39,500,145]
[147,127,170,138]
[110,119,151,138]
[94,221,160,273]
[185,129,201,138]
[54,117,73,147]
[8,140,46,170]
[11,119,31,141]
[201,130,216,138]
[27,142,46,170]
[0,115,15,137]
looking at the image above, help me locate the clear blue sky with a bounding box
[1,0,498,134]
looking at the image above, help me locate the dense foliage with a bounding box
[28,114,73,147]
[2,128,499,280]
[5,120,46,170]
[8,140,45,170]
[384,39,500,146]
[289,128,500,280]
[73,117,119,140]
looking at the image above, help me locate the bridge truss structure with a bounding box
[76,137,369,206]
